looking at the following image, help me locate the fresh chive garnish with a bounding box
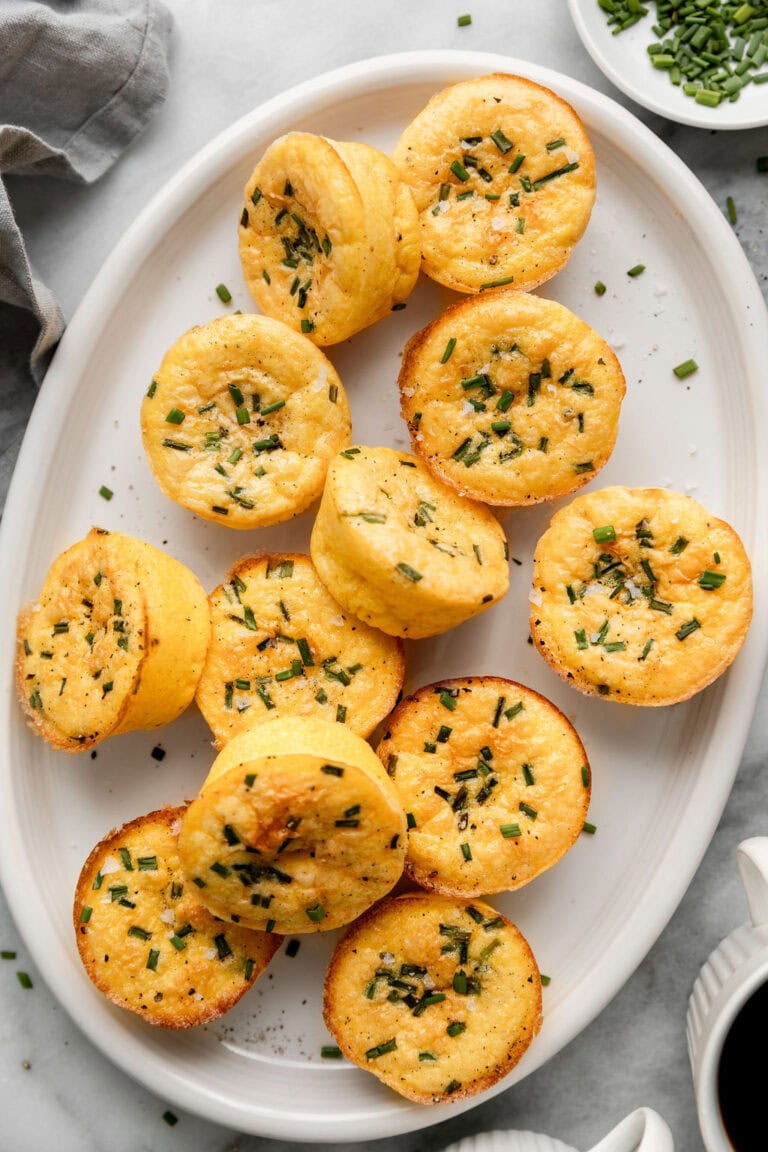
[439,691,457,711]
[305,904,325,922]
[215,283,232,303]
[366,1038,397,1059]
[673,359,699,379]
[128,925,151,941]
[593,524,616,544]
[508,154,525,173]
[396,562,422,583]
[532,161,579,190]
[479,275,515,290]
[519,802,537,820]
[321,1045,343,1059]
[138,856,157,871]
[627,264,646,277]
[146,948,160,971]
[460,842,472,861]
[406,812,417,829]
[261,399,285,416]
[441,337,457,363]
[98,485,113,500]
[457,12,472,25]
[639,638,654,662]
[321,764,344,777]
[79,906,93,923]
[522,763,535,786]
[450,159,470,181]
[490,128,513,153]
[500,823,521,838]
[16,972,33,989]
[727,196,737,224]
[670,536,689,554]
[582,822,597,835]
[581,765,590,788]
[595,280,607,296]
[698,569,726,590]
[676,618,701,641]
[447,1021,466,1037]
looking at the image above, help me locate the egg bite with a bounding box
[310,446,509,639]
[73,806,281,1028]
[378,677,590,897]
[16,528,210,752]
[238,133,420,345]
[177,717,406,934]
[141,313,350,528]
[530,486,753,704]
[398,290,625,505]
[195,552,405,747]
[392,73,596,294]
[323,892,542,1103]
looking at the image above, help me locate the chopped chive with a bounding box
[396,562,422,582]
[727,196,737,224]
[215,283,232,303]
[479,275,515,290]
[366,1038,397,1059]
[447,1021,466,1037]
[500,823,521,838]
[321,1046,343,1059]
[460,842,472,861]
[670,536,689,554]
[504,701,524,720]
[676,618,701,641]
[146,948,160,971]
[419,1051,437,1062]
[98,485,113,501]
[1,951,17,959]
[541,974,552,986]
[522,763,535,786]
[673,359,698,379]
[627,264,646,277]
[698,569,727,590]
[214,934,232,960]
[162,1111,178,1127]
[595,280,607,296]
[519,802,537,820]
[138,856,157,871]
[439,691,457,711]
[490,127,513,153]
[532,161,579,190]
[593,524,616,544]
[261,399,285,416]
[306,904,325,922]
[79,906,93,923]
[406,812,417,830]
[321,764,344,777]
[450,159,470,181]
[508,154,525,173]
[582,822,597,835]
[16,971,33,989]
[581,765,590,788]
[441,337,457,363]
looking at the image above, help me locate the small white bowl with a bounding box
[568,0,768,128]
[439,1107,673,1152]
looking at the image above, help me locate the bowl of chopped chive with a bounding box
[568,0,768,128]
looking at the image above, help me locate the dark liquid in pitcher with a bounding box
[717,980,768,1151]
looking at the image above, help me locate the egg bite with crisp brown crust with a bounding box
[323,892,542,1103]
[178,717,406,935]
[378,676,591,897]
[73,806,281,1028]
[238,133,420,345]
[195,552,404,747]
[392,73,596,294]
[141,313,350,529]
[16,528,210,752]
[530,486,753,704]
[398,290,625,506]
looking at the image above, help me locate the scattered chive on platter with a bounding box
[0,51,766,1141]
[569,0,768,126]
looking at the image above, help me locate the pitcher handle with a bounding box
[736,837,768,928]
[587,1107,673,1152]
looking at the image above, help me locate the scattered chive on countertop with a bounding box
[597,0,768,106]
[457,13,472,25]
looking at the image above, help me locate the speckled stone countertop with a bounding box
[1,3,766,1149]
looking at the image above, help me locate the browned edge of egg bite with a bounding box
[73,805,282,1028]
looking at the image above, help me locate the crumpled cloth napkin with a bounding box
[0,0,172,500]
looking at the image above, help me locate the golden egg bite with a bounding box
[378,677,590,897]
[323,892,542,1103]
[530,487,753,704]
[73,806,281,1028]
[177,717,406,934]
[310,446,509,639]
[16,528,210,752]
[392,73,596,294]
[399,291,625,505]
[195,553,404,748]
[238,133,420,345]
[141,313,350,528]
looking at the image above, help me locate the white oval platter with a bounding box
[0,50,766,1142]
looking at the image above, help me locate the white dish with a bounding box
[0,49,766,1142]
[569,0,768,129]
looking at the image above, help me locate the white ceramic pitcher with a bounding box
[687,836,768,1151]
[440,1106,673,1152]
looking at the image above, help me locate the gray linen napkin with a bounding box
[0,0,172,503]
